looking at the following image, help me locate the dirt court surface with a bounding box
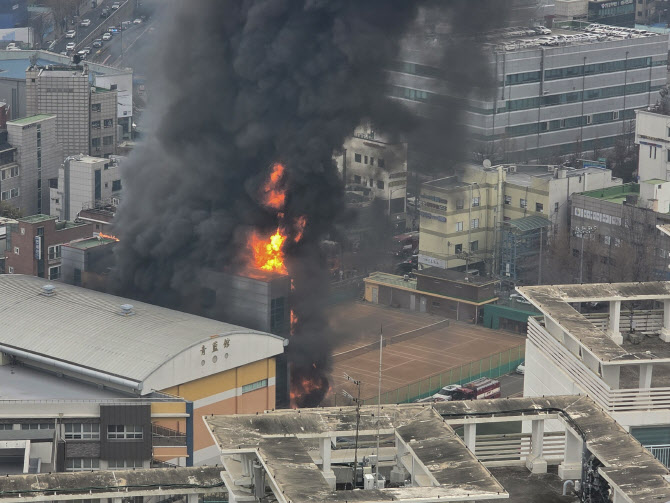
[324,302,524,404]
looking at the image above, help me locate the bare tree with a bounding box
[29,14,46,49]
[44,0,81,34]
[0,201,21,219]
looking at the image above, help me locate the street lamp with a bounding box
[574,225,597,283]
[343,373,362,489]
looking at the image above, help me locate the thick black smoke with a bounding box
[113,0,517,406]
[112,0,421,405]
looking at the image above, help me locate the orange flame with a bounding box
[290,376,325,407]
[263,163,286,210]
[294,216,307,243]
[97,232,119,242]
[249,228,287,274]
[290,309,298,336]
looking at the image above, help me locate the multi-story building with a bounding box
[3,214,93,279]
[635,107,670,182]
[519,281,670,467]
[418,162,621,275]
[60,234,118,289]
[636,0,657,23]
[0,274,287,466]
[588,0,636,26]
[336,126,408,232]
[570,182,670,281]
[25,64,118,158]
[389,21,667,163]
[3,114,60,216]
[53,154,122,221]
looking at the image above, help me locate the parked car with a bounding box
[80,19,91,27]
[92,39,103,48]
[133,18,142,24]
[121,21,132,30]
[82,46,91,54]
[111,2,121,9]
[65,30,76,39]
[510,293,531,305]
[102,32,112,41]
[516,363,525,375]
[100,7,110,18]
[66,42,76,51]
[77,49,88,59]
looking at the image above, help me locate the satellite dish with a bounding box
[483,159,492,168]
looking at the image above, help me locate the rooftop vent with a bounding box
[119,304,134,316]
[41,284,56,296]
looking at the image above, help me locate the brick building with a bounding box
[4,214,93,279]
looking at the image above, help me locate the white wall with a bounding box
[635,110,670,182]
[95,73,133,120]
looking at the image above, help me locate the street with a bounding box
[499,372,524,398]
[51,0,133,55]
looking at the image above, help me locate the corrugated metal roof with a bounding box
[0,275,284,383]
[505,215,551,232]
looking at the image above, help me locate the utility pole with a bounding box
[343,373,362,489]
[375,327,383,488]
[574,225,597,283]
[538,226,543,285]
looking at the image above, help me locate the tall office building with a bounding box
[25,64,118,158]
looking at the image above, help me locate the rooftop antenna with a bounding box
[375,324,383,488]
[343,373,362,489]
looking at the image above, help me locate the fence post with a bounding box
[480,358,483,378]
[508,348,512,372]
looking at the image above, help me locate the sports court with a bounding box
[324,302,525,405]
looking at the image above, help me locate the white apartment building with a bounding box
[635,108,670,182]
[53,155,122,221]
[519,282,670,465]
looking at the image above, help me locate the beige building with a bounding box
[25,64,117,158]
[418,162,622,273]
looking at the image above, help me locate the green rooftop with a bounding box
[581,183,639,204]
[8,114,55,125]
[67,236,117,249]
[642,178,668,185]
[18,214,56,223]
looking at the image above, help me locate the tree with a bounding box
[44,0,81,34]
[0,201,21,219]
[29,14,46,49]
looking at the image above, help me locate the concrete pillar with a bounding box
[661,300,670,342]
[187,495,199,503]
[601,365,620,390]
[639,363,653,389]
[526,419,547,474]
[612,487,627,503]
[319,436,336,489]
[608,301,623,344]
[558,428,584,480]
[464,423,477,454]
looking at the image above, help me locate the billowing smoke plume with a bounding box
[113,0,517,406]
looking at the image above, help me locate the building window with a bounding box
[74,268,82,286]
[520,198,527,209]
[0,166,18,180]
[369,179,374,187]
[454,244,463,254]
[112,180,122,192]
[48,245,61,260]
[270,297,285,333]
[354,153,361,163]
[21,423,54,430]
[573,248,580,257]
[554,202,559,213]
[107,425,143,440]
[456,221,463,232]
[48,266,61,280]
[536,202,544,213]
[603,235,611,245]
[13,247,19,255]
[353,175,361,184]
[472,196,480,207]
[1,188,18,200]
[242,379,268,394]
[378,158,385,168]
[370,157,375,166]
[108,459,142,469]
[66,458,100,471]
[456,200,464,210]
[471,218,479,229]
[91,138,101,148]
[65,423,100,440]
[91,103,101,112]
[0,424,12,430]
[377,180,384,190]
[103,119,114,128]
[103,135,114,146]
[364,155,368,164]
[7,266,13,274]
[470,240,479,252]
[504,195,511,205]
[91,120,101,129]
